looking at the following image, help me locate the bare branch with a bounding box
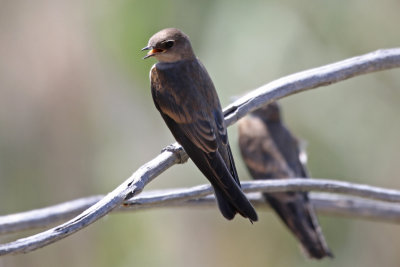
[223,48,400,126]
[0,48,399,256]
[1,179,400,235]
[240,179,400,202]
[0,196,102,234]
[309,193,400,224]
[145,193,400,224]
[0,149,185,255]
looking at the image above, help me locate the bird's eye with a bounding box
[163,40,174,49]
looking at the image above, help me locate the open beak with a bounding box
[141,46,164,59]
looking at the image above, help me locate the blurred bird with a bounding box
[142,28,257,222]
[238,102,332,259]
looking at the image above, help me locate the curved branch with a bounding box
[1,179,400,235]
[0,48,399,256]
[0,149,185,255]
[145,193,400,224]
[223,48,400,126]
[0,195,102,234]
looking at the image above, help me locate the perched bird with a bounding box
[238,102,332,259]
[142,28,258,221]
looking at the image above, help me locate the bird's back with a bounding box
[151,59,257,221]
[239,104,332,258]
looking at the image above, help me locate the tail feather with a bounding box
[213,187,236,220]
[208,151,258,221]
[266,193,333,259]
[185,143,258,221]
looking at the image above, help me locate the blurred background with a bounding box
[0,0,399,266]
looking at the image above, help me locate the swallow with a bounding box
[238,102,332,258]
[142,28,258,222]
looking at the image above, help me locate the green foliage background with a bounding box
[0,0,400,266]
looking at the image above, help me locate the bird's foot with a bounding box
[161,143,189,164]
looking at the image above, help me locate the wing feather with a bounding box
[150,62,224,153]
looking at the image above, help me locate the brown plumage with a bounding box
[143,28,257,221]
[238,102,332,259]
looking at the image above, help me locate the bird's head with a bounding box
[142,28,195,63]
